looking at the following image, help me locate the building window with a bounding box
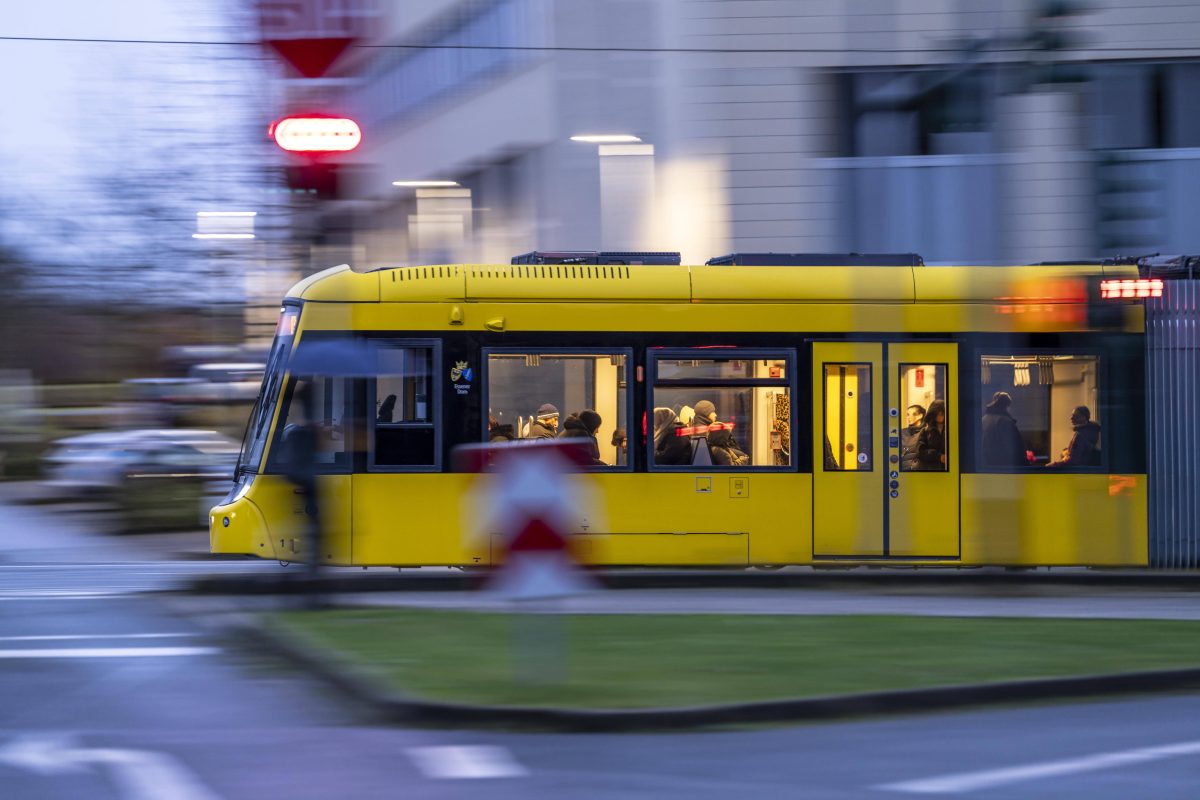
[372,343,437,469]
[652,352,792,469]
[486,352,629,467]
[979,354,1101,470]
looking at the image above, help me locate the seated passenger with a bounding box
[559,409,606,465]
[488,414,515,443]
[611,428,627,466]
[1046,405,1101,468]
[693,400,749,467]
[654,406,691,466]
[377,394,397,423]
[527,404,559,439]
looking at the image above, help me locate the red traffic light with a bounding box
[270,116,362,153]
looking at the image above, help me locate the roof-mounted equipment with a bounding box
[512,251,681,265]
[705,252,924,267]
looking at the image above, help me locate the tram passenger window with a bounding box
[822,364,872,470]
[268,376,351,472]
[486,352,628,467]
[652,355,792,468]
[899,364,947,472]
[373,345,437,468]
[979,354,1100,470]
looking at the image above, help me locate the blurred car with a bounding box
[43,429,239,494]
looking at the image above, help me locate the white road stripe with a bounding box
[0,593,131,600]
[406,746,528,779]
[877,739,1200,794]
[0,647,219,659]
[0,633,196,642]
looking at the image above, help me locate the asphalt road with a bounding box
[2,590,1199,800]
[2,498,1199,798]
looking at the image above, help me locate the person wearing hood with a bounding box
[693,400,749,467]
[654,406,691,465]
[558,409,605,465]
[1047,405,1101,468]
[915,399,947,470]
[527,403,559,439]
[981,391,1025,468]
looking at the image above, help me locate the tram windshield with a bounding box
[236,307,299,475]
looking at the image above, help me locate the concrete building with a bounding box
[317,0,1200,267]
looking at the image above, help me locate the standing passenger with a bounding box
[981,392,1025,468]
[915,399,947,470]
[900,404,925,470]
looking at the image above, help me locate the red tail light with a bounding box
[1100,278,1163,299]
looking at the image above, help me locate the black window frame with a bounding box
[481,346,635,472]
[648,348,796,472]
[367,338,442,473]
[820,361,875,473]
[972,347,1107,474]
[898,361,950,473]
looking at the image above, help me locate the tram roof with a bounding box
[286,262,1139,305]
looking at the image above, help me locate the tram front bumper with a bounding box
[209,496,269,558]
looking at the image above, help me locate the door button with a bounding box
[890,490,899,498]
[890,480,899,489]
[890,470,898,479]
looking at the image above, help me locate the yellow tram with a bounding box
[210,252,1153,568]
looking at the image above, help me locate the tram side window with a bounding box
[822,364,872,470]
[979,354,1100,470]
[486,352,628,467]
[373,345,436,468]
[899,364,948,472]
[268,376,351,472]
[653,355,792,468]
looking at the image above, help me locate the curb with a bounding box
[219,611,1200,732]
[185,569,1200,597]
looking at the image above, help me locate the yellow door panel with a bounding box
[888,343,960,557]
[812,342,883,556]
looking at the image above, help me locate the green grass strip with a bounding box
[272,609,1200,710]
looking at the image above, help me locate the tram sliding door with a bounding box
[812,341,960,559]
[887,343,959,558]
[812,343,884,556]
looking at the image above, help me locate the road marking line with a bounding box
[0,633,196,642]
[406,745,528,779]
[0,593,132,600]
[877,739,1200,794]
[0,647,219,659]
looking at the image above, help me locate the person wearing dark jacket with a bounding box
[527,403,559,439]
[559,409,606,465]
[900,404,925,470]
[1047,405,1102,468]
[915,399,947,470]
[981,391,1025,468]
[654,406,692,466]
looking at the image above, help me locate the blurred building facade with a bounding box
[282,0,1200,266]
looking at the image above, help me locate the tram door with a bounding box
[812,342,959,558]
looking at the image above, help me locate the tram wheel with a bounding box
[753,564,786,571]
